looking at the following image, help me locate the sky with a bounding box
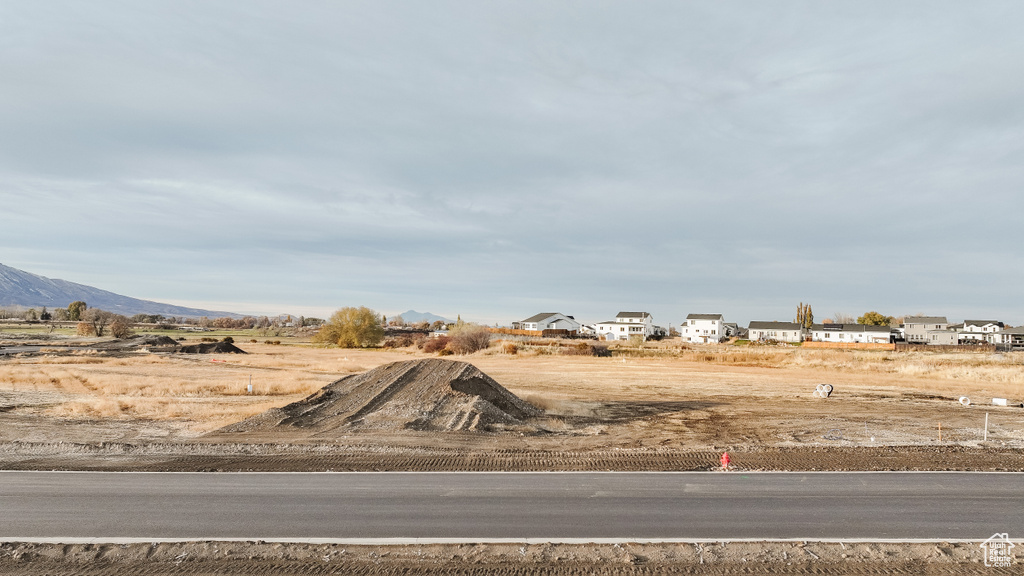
[2,1,1023,327]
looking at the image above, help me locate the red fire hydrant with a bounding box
[720,451,731,471]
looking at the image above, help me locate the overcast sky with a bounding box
[2,2,1022,326]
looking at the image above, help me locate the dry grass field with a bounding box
[2,337,1023,453]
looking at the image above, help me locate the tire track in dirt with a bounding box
[3,445,1023,472]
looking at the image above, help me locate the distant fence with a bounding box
[489,328,576,338]
[895,343,997,353]
[802,341,895,351]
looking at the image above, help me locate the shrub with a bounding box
[560,342,611,357]
[312,306,385,348]
[222,336,234,344]
[383,334,416,349]
[76,322,96,337]
[448,323,492,354]
[502,342,519,355]
[561,342,593,356]
[109,318,134,339]
[421,336,450,354]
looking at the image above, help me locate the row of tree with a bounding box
[796,303,898,327]
[314,306,489,352]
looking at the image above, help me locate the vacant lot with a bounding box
[1,335,1023,470]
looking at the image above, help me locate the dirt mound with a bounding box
[220,359,540,434]
[178,342,247,354]
[87,335,182,351]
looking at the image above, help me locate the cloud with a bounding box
[2,1,1023,324]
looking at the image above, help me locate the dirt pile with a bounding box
[178,341,247,354]
[219,359,541,434]
[90,335,181,351]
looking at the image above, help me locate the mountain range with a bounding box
[396,310,451,324]
[0,262,242,319]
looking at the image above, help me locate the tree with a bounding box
[40,307,52,321]
[858,311,894,326]
[81,308,117,337]
[109,316,134,339]
[795,302,814,330]
[431,320,446,331]
[447,323,491,354]
[67,301,87,321]
[832,312,855,324]
[388,315,406,327]
[312,306,385,348]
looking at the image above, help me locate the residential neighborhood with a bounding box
[497,309,1022,351]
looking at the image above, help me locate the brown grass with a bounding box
[2,342,1023,437]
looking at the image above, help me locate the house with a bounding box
[748,321,805,343]
[594,312,654,341]
[810,323,893,344]
[998,326,1024,350]
[681,314,725,344]
[515,312,580,334]
[959,320,1004,344]
[902,316,949,344]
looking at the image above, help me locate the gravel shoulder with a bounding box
[0,541,1015,575]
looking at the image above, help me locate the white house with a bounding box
[515,312,581,334]
[959,320,1004,344]
[681,314,725,344]
[810,323,892,344]
[594,312,654,341]
[748,321,805,343]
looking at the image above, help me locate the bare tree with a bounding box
[81,308,117,337]
[109,316,134,339]
[832,312,855,324]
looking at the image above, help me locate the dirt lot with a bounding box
[0,540,1017,575]
[1,336,1023,471]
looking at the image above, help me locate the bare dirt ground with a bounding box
[1,337,1023,471]
[0,541,1017,575]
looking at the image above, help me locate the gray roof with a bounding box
[963,320,1004,328]
[812,323,891,333]
[748,321,802,330]
[1002,326,1024,335]
[616,311,651,319]
[686,313,723,320]
[521,312,562,323]
[904,316,948,324]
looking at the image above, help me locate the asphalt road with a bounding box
[2,472,1021,541]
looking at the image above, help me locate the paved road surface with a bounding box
[2,472,1021,541]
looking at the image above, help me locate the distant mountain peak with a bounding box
[0,262,242,319]
[395,310,451,324]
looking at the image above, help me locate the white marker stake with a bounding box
[984,412,989,442]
